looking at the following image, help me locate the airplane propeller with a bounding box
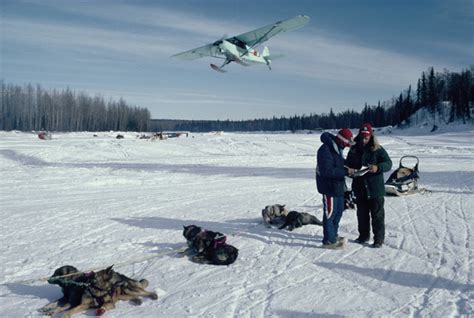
[212,34,228,46]
[212,34,228,54]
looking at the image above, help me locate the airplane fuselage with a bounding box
[218,40,267,65]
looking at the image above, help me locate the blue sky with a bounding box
[2,0,473,120]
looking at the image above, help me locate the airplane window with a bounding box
[228,38,247,49]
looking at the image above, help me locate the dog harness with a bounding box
[211,232,227,249]
[47,271,94,288]
[49,270,119,313]
[192,230,227,251]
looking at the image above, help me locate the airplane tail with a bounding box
[262,46,270,57]
[262,46,271,70]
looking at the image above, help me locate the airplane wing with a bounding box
[229,15,310,49]
[172,15,309,61]
[172,43,224,60]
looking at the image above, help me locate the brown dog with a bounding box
[39,265,158,317]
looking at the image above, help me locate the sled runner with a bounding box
[385,155,420,196]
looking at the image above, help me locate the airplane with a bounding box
[172,15,310,73]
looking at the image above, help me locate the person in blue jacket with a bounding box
[316,128,355,249]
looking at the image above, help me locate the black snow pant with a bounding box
[356,196,385,244]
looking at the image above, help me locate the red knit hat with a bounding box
[359,123,373,136]
[336,128,355,147]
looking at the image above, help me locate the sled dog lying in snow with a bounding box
[39,265,157,317]
[182,225,238,265]
[278,211,323,231]
[39,265,85,316]
[262,204,289,228]
[262,204,322,231]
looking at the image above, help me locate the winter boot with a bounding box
[322,241,345,250]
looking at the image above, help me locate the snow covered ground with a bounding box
[0,128,473,317]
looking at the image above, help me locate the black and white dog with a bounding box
[182,225,238,266]
[262,204,288,228]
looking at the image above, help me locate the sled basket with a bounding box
[385,155,420,196]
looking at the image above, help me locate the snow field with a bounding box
[0,129,472,317]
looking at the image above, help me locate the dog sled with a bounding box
[385,155,421,196]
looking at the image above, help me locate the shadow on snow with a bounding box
[110,215,322,251]
[317,262,472,292]
[0,149,312,180]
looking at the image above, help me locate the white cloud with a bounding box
[5,2,459,89]
[2,18,180,58]
[5,1,470,119]
[268,32,456,88]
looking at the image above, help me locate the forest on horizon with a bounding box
[1,66,472,132]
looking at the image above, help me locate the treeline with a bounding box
[0,82,150,131]
[2,66,472,132]
[150,66,473,132]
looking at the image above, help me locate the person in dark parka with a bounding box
[316,128,355,249]
[346,123,392,248]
